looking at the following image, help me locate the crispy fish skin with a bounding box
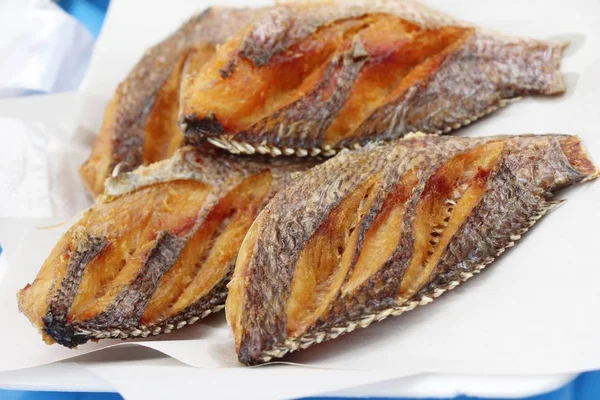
[19,147,314,347]
[182,0,566,157]
[79,7,265,197]
[226,133,597,365]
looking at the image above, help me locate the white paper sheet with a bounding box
[83,360,576,400]
[0,361,116,393]
[1,0,600,398]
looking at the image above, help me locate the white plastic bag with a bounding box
[0,0,94,97]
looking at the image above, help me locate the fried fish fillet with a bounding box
[226,133,597,365]
[182,0,566,157]
[19,148,313,347]
[79,7,265,197]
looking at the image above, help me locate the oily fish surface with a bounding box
[182,0,566,155]
[19,147,312,347]
[226,134,597,365]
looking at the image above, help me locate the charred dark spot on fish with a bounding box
[184,113,225,146]
[42,313,87,348]
[219,59,237,79]
[42,235,108,348]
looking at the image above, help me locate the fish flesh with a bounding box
[79,7,265,196]
[181,0,566,157]
[18,147,313,347]
[226,133,597,365]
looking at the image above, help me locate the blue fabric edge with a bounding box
[2,371,600,400]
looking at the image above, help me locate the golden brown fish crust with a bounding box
[79,7,265,197]
[19,147,315,347]
[226,133,597,365]
[182,0,566,157]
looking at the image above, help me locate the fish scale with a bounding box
[182,1,566,156]
[237,147,394,358]
[17,1,597,365]
[226,133,597,365]
[422,162,545,295]
[274,138,485,346]
[18,147,315,347]
[80,7,266,196]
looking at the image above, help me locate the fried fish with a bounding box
[226,133,597,365]
[19,148,313,347]
[181,0,566,157]
[79,7,265,196]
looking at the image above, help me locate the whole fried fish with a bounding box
[226,133,597,365]
[19,148,313,347]
[79,7,265,197]
[182,0,566,157]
